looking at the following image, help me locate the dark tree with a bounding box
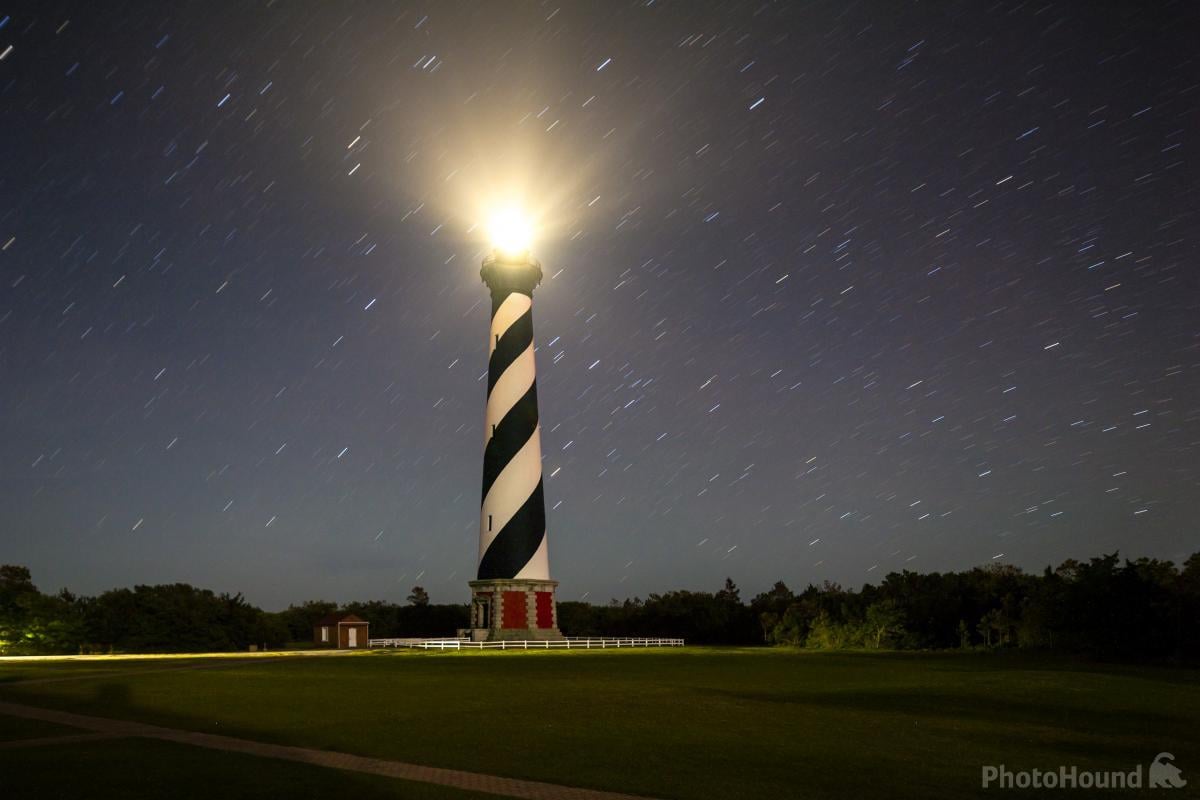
[716,577,741,604]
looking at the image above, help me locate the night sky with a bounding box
[2,1,1197,610]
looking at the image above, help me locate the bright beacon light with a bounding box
[486,208,534,257]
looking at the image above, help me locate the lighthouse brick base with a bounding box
[469,578,561,641]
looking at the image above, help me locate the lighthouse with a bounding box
[468,210,561,641]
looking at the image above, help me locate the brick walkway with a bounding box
[0,701,657,800]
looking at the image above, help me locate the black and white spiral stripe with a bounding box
[478,283,549,580]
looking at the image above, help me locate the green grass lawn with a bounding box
[1,648,1196,799]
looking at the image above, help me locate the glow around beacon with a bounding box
[486,208,534,256]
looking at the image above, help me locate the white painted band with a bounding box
[489,292,532,356]
[484,344,535,445]
[479,426,544,557]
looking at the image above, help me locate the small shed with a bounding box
[313,613,369,649]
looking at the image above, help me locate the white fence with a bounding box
[368,636,684,650]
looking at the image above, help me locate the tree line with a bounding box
[1,550,1196,660]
